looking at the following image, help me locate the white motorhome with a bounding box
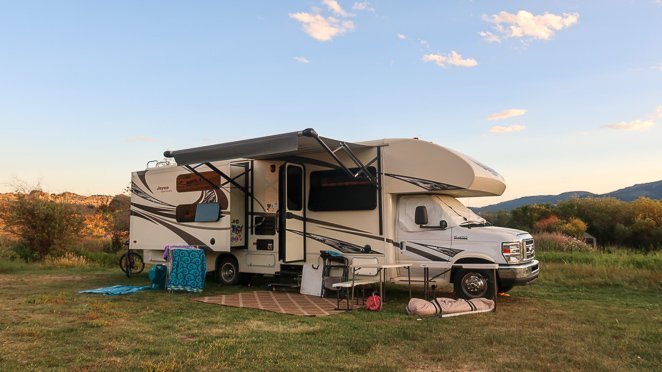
[129,129,538,298]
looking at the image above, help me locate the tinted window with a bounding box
[176,171,221,192]
[176,203,221,222]
[308,167,377,211]
[255,216,276,235]
[287,166,303,211]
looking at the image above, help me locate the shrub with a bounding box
[0,192,85,260]
[559,217,588,239]
[11,242,40,262]
[534,232,595,253]
[534,215,562,233]
[0,237,21,261]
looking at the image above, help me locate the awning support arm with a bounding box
[204,162,253,197]
[340,142,375,182]
[302,129,378,187]
[185,164,249,192]
[184,165,221,191]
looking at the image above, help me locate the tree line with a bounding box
[482,197,662,251]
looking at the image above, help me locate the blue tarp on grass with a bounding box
[79,285,151,296]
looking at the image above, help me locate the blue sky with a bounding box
[0,0,660,207]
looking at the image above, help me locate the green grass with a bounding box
[0,252,660,371]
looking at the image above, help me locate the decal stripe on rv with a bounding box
[287,230,382,255]
[405,245,447,261]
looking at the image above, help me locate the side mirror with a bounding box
[415,206,428,226]
[440,220,448,229]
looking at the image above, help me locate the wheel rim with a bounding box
[130,256,143,274]
[121,254,143,275]
[461,272,488,297]
[221,263,236,282]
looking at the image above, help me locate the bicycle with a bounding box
[119,240,145,277]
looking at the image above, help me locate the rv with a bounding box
[129,128,538,298]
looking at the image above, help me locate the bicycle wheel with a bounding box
[119,252,145,276]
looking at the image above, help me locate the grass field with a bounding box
[0,251,660,371]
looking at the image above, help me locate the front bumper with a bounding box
[498,259,539,286]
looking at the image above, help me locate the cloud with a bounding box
[322,0,349,17]
[294,56,310,64]
[290,1,359,41]
[127,136,158,143]
[603,120,655,131]
[490,124,526,133]
[478,31,501,43]
[419,40,430,48]
[651,62,662,71]
[397,33,407,40]
[289,12,355,41]
[352,2,372,11]
[422,51,478,68]
[602,105,661,131]
[487,108,527,121]
[482,10,579,43]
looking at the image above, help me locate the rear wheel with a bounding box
[216,256,240,285]
[454,269,494,299]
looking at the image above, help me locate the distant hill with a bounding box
[476,180,662,212]
[604,180,662,201]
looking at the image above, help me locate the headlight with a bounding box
[502,241,522,264]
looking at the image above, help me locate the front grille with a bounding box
[524,239,535,259]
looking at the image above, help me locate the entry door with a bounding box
[279,163,306,263]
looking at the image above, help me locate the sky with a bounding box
[0,0,660,207]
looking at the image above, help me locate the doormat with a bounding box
[193,291,344,317]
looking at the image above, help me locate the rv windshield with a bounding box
[431,195,487,227]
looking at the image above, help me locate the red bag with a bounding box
[365,293,382,311]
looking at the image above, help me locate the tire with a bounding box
[454,269,495,299]
[216,256,240,285]
[119,252,145,277]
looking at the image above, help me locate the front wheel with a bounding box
[454,269,495,299]
[119,252,145,277]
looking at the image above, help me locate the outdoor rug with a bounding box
[193,291,344,317]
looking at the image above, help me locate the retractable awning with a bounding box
[164,128,372,165]
[164,128,379,185]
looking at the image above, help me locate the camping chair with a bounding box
[320,250,349,297]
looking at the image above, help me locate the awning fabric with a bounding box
[163,129,374,166]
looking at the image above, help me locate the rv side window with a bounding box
[176,203,222,222]
[287,166,303,211]
[176,171,221,192]
[308,167,377,211]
